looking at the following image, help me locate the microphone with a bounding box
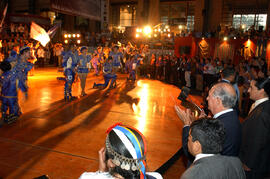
[177,86,203,112]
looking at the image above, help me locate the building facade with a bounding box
[109,0,270,34]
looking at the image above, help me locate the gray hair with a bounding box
[212,83,237,108]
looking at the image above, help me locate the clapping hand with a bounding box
[98,147,108,172]
[174,105,196,126]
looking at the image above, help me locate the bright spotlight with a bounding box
[77,34,80,38]
[77,40,81,44]
[73,34,76,38]
[64,40,68,44]
[247,39,251,46]
[158,28,161,32]
[168,29,170,32]
[224,37,228,41]
[135,34,140,38]
[234,37,236,39]
[68,34,71,38]
[154,34,157,37]
[64,34,68,38]
[143,26,152,35]
[179,25,183,29]
[168,34,171,38]
[136,28,140,33]
[154,29,157,32]
[242,24,246,29]
[202,37,205,40]
[165,25,169,29]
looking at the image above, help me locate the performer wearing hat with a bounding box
[79,123,162,179]
[77,46,91,96]
[1,47,33,124]
[93,56,117,89]
[109,46,123,72]
[62,43,79,101]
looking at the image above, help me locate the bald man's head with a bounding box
[211,82,237,108]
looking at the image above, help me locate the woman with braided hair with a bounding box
[79,123,162,179]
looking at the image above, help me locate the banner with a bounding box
[30,22,50,47]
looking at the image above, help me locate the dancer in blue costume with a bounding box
[126,55,141,82]
[109,46,123,72]
[62,43,79,101]
[93,56,117,89]
[77,46,91,96]
[1,47,33,124]
[0,61,12,126]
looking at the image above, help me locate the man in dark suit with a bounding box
[177,82,242,165]
[239,77,270,179]
[181,118,245,179]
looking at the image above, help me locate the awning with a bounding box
[50,0,101,21]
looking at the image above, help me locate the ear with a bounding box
[215,97,222,105]
[194,141,202,154]
[259,88,267,98]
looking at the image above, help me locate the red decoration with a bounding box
[106,123,123,134]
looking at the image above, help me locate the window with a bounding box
[187,16,194,31]
[160,2,195,30]
[119,5,136,27]
[233,14,241,29]
[256,14,267,29]
[233,14,267,30]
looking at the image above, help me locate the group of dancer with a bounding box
[61,43,123,101]
[62,42,145,101]
[0,41,146,126]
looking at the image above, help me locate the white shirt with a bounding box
[253,97,269,109]
[249,97,269,114]
[213,108,233,119]
[79,171,163,179]
[194,154,215,162]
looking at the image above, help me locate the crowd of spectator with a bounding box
[0,23,65,67]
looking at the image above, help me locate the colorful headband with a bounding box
[106,124,147,179]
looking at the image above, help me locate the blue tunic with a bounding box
[78,55,91,73]
[109,51,123,67]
